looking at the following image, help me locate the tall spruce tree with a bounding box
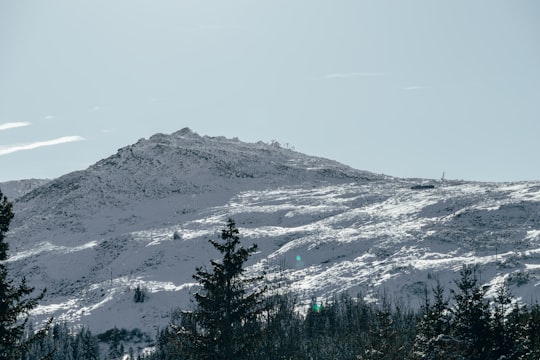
[450,265,491,360]
[172,219,267,360]
[0,190,48,359]
[412,278,454,359]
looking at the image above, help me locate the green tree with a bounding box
[450,265,491,360]
[489,282,526,359]
[74,327,100,360]
[107,327,123,360]
[522,303,540,358]
[172,219,267,360]
[0,190,48,359]
[133,285,146,303]
[257,292,303,359]
[412,278,455,360]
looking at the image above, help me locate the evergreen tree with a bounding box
[504,302,531,360]
[336,293,374,359]
[74,327,100,360]
[133,285,146,303]
[412,279,454,359]
[151,326,184,360]
[22,322,100,360]
[107,327,123,360]
[171,219,267,360]
[450,265,491,360]
[489,282,527,359]
[523,303,540,358]
[364,291,406,360]
[303,298,331,360]
[0,190,48,359]
[258,292,303,359]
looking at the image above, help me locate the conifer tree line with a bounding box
[2,188,540,359]
[146,269,540,359]
[20,323,100,360]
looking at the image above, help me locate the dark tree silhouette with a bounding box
[450,265,491,360]
[172,219,267,360]
[0,190,49,359]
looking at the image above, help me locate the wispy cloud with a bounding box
[402,85,431,91]
[0,122,31,131]
[43,115,55,120]
[0,136,85,156]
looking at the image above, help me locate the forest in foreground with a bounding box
[18,264,540,360]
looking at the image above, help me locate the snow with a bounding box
[2,128,540,338]
[7,240,98,262]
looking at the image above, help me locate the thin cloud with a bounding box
[0,136,85,156]
[0,122,31,131]
[43,115,55,120]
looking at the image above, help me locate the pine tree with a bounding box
[0,190,48,359]
[303,297,330,359]
[504,302,531,360]
[366,291,397,360]
[133,285,146,303]
[171,219,267,360]
[523,303,540,358]
[107,327,122,360]
[489,282,522,359]
[412,278,454,359]
[450,265,491,360]
[337,293,373,359]
[74,327,100,360]
[258,292,302,359]
[21,322,100,360]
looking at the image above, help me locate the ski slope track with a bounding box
[2,128,540,337]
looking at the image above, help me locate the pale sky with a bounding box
[1,0,539,182]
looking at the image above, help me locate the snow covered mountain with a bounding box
[2,128,540,340]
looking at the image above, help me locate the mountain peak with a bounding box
[102,129,379,187]
[13,129,380,246]
[172,127,200,138]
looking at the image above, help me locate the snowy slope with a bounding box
[0,179,50,200]
[4,128,540,338]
